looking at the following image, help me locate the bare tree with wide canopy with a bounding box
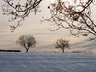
[55,38,69,53]
[46,0,96,39]
[16,35,36,52]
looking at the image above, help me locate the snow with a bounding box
[0,52,96,72]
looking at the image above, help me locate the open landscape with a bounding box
[0,32,96,53]
[0,0,96,72]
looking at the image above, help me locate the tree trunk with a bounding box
[25,47,30,52]
[26,49,29,52]
[62,48,64,53]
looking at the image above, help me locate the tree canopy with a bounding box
[2,0,42,32]
[16,35,36,52]
[47,0,96,37]
[2,0,96,39]
[55,38,69,53]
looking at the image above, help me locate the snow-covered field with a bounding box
[0,52,96,72]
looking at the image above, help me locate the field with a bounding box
[0,52,96,72]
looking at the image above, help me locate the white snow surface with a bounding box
[0,52,96,72]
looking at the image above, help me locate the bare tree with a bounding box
[2,0,42,32]
[55,39,69,53]
[45,0,96,39]
[16,35,36,52]
[2,0,96,38]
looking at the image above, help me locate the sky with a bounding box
[0,0,95,52]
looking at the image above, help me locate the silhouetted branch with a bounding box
[46,0,96,38]
[2,0,42,32]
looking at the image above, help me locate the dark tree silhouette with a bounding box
[55,39,69,53]
[2,0,42,32]
[45,0,96,39]
[16,35,36,52]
